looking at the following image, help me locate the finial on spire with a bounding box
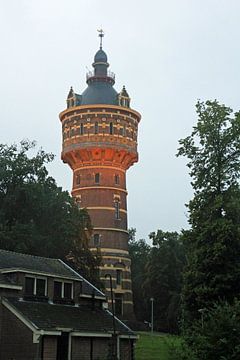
[97,29,104,49]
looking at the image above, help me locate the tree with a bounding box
[128,229,151,324]
[143,230,185,333]
[177,100,240,323]
[0,140,101,284]
[187,300,240,360]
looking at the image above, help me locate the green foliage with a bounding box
[128,229,151,323]
[143,230,185,333]
[183,300,240,360]
[177,100,240,324]
[129,229,185,333]
[0,140,101,284]
[167,337,197,360]
[177,100,240,196]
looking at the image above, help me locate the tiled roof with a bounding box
[0,249,79,279]
[0,249,105,298]
[4,297,134,336]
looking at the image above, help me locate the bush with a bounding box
[169,300,240,360]
[185,300,240,360]
[167,337,197,360]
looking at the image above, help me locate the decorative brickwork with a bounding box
[60,44,141,319]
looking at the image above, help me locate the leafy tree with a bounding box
[0,140,101,284]
[177,100,240,322]
[128,229,151,324]
[143,230,185,333]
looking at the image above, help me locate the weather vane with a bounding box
[97,29,104,49]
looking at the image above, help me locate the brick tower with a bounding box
[59,32,141,318]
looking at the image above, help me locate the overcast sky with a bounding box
[1,1,240,242]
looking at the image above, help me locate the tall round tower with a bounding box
[59,33,141,318]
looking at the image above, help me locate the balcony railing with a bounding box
[86,70,115,81]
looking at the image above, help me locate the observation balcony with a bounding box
[86,70,115,81]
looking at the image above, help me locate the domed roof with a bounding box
[94,49,108,63]
[81,82,118,106]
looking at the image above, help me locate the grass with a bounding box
[135,332,180,360]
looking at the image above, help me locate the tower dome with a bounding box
[94,49,108,63]
[80,34,117,106]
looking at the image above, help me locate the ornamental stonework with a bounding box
[60,36,141,319]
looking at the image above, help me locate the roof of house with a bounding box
[3,297,135,336]
[0,249,105,298]
[0,249,79,279]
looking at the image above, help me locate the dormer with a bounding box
[67,86,82,108]
[118,86,131,107]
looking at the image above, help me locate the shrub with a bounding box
[185,300,240,360]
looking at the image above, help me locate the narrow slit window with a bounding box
[116,270,122,285]
[76,174,80,185]
[109,122,113,135]
[95,173,100,184]
[115,174,120,185]
[94,233,100,247]
[114,201,120,219]
[95,122,99,134]
[80,123,84,135]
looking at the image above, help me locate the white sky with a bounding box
[1,1,240,241]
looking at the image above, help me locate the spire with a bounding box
[85,30,115,90]
[67,86,74,99]
[97,29,104,50]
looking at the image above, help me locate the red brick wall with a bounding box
[0,304,37,360]
[60,104,140,320]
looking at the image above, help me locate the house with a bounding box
[0,249,137,360]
